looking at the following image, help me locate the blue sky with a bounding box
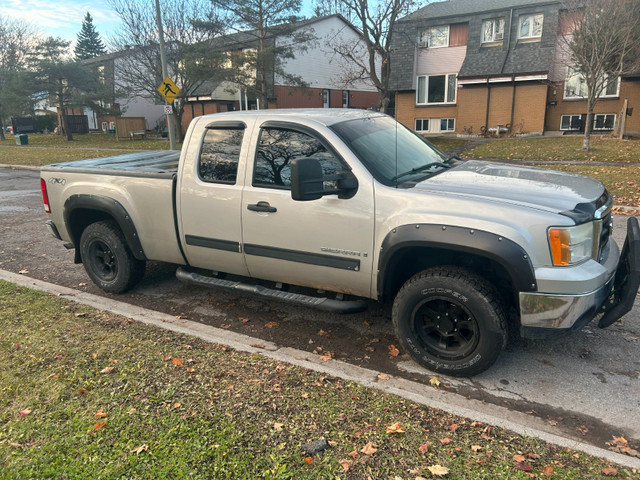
[4,0,317,49]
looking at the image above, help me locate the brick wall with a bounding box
[272,86,378,110]
[394,91,459,130]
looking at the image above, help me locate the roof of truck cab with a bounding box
[195,108,386,128]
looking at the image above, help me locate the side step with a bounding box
[176,267,368,314]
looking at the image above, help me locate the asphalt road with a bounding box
[1,166,639,452]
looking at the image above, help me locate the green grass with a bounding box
[427,137,468,152]
[465,136,640,163]
[1,132,174,150]
[0,147,140,167]
[0,281,636,479]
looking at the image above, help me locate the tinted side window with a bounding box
[253,128,343,189]
[198,128,244,184]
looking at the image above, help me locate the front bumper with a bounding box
[520,217,640,338]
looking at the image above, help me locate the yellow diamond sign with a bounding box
[158,76,180,103]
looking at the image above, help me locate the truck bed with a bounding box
[42,151,180,179]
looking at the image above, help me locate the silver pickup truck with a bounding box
[40,109,640,376]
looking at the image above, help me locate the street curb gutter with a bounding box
[2,269,639,470]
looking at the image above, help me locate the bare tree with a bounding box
[108,0,226,141]
[317,0,419,113]
[561,0,640,150]
[195,0,313,109]
[0,16,36,140]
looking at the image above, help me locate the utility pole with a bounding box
[155,0,177,150]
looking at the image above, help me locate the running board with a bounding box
[176,267,367,314]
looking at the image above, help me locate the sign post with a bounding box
[154,0,177,150]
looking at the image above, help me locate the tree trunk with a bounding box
[0,120,5,141]
[582,111,593,151]
[173,104,184,143]
[61,108,74,142]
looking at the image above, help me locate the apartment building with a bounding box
[390,0,640,136]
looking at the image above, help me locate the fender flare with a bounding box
[64,194,147,262]
[377,224,537,299]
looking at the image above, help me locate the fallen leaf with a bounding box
[18,269,28,274]
[9,442,23,448]
[47,373,60,380]
[513,454,526,463]
[349,450,360,458]
[470,421,483,427]
[541,465,554,477]
[265,321,279,328]
[419,442,430,453]
[94,422,106,430]
[78,388,88,395]
[377,373,390,381]
[273,422,284,431]
[338,459,353,471]
[388,344,400,357]
[528,452,541,459]
[131,444,149,454]
[386,422,405,434]
[174,403,181,408]
[440,437,451,445]
[601,467,618,476]
[360,441,378,455]
[75,313,86,318]
[127,408,137,415]
[320,352,333,362]
[429,376,441,387]
[301,393,309,399]
[100,366,114,374]
[304,457,313,464]
[428,464,449,476]
[171,358,183,366]
[95,409,107,418]
[471,445,483,452]
[18,408,31,417]
[187,367,195,373]
[515,462,533,472]
[447,423,458,432]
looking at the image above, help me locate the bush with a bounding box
[34,115,57,133]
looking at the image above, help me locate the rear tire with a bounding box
[79,220,145,293]
[392,267,506,377]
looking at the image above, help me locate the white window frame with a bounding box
[517,13,543,40]
[415,119,429,132]
[420,25,449,48]
[560,114,583,131]
[440,118,455,132]
[482,18,505,43]
[564,67,620,99]
[416,74,457,105]
[342,90,350,108]
[593,114,616,131]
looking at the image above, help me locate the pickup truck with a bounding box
[40,109,640,376]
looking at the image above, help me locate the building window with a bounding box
[416,74,457,105]
[560,114,583,131]
[415,119,429,131]
[518,14,543,40]
[564,67,620,99]
[440,118,455,131]
[593,114,615,130]
[482,18,505,43]
[420,25,449,48]
[342,90,350,108]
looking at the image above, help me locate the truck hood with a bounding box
[415,160,606,218]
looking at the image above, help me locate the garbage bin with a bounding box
[15,134,28,145]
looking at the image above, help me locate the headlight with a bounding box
[548,222,594,266]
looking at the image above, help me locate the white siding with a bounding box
[276,16,378,91]
[416,45,466,75]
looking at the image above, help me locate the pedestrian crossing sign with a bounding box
[158,77,180,103]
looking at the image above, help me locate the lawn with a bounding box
[0,281,635,479]
[0,132,175,150]
[0,147,140,167]
[465,136,640,163]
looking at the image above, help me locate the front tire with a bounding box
[79,220,145,293]
[392,267,506,377]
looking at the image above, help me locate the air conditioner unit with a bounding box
[495,32,504,41]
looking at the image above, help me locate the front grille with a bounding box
[598,211,613,263]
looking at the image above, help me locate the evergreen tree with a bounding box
[74,12,106,60]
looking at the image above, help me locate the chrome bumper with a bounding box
[519,274,614,331]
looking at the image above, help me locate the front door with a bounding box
[241,124,375,297]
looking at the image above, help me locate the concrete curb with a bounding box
[2,268,639,470]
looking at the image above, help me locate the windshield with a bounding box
[330,115,449,186]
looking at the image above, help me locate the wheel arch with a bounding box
[64,194,147,264]
[378,224,537,305]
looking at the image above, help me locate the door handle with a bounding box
[247,201,277,213]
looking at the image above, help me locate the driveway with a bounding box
[1,166,639,453]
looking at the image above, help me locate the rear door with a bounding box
[178,120,250,276]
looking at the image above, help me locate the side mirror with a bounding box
[291,158,325,201]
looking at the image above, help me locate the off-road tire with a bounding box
[79,220,145,293]
[392,266,507,377]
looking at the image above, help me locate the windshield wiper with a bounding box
[392,162,450,182]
